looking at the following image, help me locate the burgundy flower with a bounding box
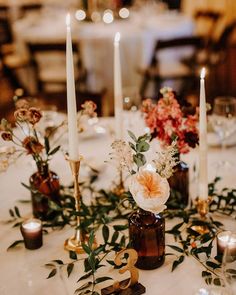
[1,131,13,141]
[81,101,97,117]
[22,136,44,155]
[28,107,42,125]
[184,131,199,148]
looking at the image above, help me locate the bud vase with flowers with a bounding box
[0,98,98,220]
[110,132,178,269]
[142,87,199,208]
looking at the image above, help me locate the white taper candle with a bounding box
[66,13,79,160]
[114,32,123,140]
[199,67,208,200]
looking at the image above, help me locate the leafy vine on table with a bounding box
[6,173,236,294]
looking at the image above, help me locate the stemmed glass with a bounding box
[222,233,236,295]
[211,97,236,167]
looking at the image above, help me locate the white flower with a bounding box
[110,140,133,172]
[153,141,179,178]
[128,169,170,214]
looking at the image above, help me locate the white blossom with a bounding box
[110,140,133,172]
[153,141,179,178]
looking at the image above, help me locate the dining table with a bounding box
[0,112,236,295]
[12,4,194,106]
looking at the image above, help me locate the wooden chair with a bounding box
[27,41,106,115]
[139,36,204,99]
[0,15,28,91]
[27,42,87,93]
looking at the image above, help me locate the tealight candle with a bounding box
[21,218,43,250]
[217,231,236,256]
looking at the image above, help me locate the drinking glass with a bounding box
[211,97,236,166]
[222,233,236,295]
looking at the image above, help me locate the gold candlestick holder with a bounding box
[64,156,85,254]
[192,196,212,234]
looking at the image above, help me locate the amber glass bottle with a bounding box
[29,163,60,220]
[129,208,165,270]
[168,160,189,208]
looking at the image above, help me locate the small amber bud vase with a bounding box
[29,163,60,220]
[168,159,189,208]
[129,208,165,270]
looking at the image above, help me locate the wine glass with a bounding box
[222,233,236,295]
[210,97,236,167]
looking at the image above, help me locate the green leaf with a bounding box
[69,251,77,260]
[202,271,211,278]
[14,206,21,218]
[133,153,146,168]
[44,136,50,154]
[213,278,221,286]
[171,255,185,272]
[77,271,93,282]
[167,245,184,253]
[206,261,221,269]
[128,130,137,142]
[88,231,95,249]
[129,142,136,151]
[111,231,119,244]
[94,277,112,284]
[67,263,74,277]
[9,209,14,217]
[226,269,236,275]
[113,224,128,231]
[82,243,91,255]
[47,268,57,279]
[52,260,64,265]
[74,282,92,292]
[102,225,109,243]
[45,263,55,268]
[136,141,150,153]
[7,240,24,250]
[48,145,60,156]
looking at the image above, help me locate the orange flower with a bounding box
[136,171,162,199]
[128,169,170,214]
[22,136,44,155]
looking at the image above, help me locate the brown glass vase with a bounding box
[129,208,165,270]
[29,163,60,220]
[168,160,189,209]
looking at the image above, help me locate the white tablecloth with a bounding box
[13,8,194,102]
[0,114,236,294]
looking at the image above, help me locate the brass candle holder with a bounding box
[64,156,85,254]
[192,196,212,234]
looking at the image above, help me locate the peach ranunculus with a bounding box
[128,169,170,214]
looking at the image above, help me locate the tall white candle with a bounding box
[199,67,208,200]
[114,32,123,140]
[66,14,79,160]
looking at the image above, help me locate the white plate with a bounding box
[207,132,236,147]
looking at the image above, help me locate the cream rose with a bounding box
[128,169,170,214]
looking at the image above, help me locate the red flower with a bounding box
[1,132,13,141]
[142,88,199,154]
[22,136,44,155]
[28,107,42,125]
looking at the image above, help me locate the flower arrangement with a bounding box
[141,87,199,154]
[110,131,179,214]
[0,98,97,172]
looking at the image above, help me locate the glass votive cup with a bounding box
[20,218,43,250]
[217,231,236,256]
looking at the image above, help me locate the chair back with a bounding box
[27,42,86,93]
[150,36,203,67]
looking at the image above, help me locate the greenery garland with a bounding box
[6,174,236,294]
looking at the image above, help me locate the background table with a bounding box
[12,7,194,103]
[0,114,236,294]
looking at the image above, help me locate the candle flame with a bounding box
[200,67,206,79]
[66,13,71,27]
[114,32,121,44]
